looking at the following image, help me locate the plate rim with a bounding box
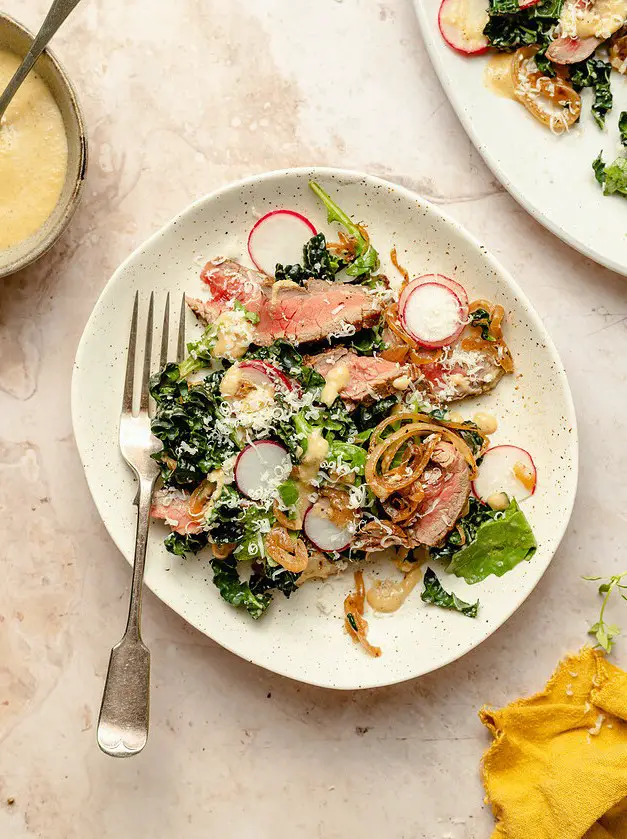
[72,165,579,689]
[413,1,626,278]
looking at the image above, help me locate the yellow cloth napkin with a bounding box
[480,647,627,839]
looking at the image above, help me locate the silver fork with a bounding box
[97,292,186,757]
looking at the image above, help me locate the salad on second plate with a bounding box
[439,0,627,198]
[149,181,537,656]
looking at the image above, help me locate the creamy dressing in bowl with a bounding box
[0,48,68,251]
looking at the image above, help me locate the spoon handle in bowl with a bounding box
[0,0,83,121]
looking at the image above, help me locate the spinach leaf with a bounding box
[233,503,275,562]
[592,152,627,197]
[620,111,627,147]
[420,567,479,617]
[211,557,272,619]
[604,158,627,196]
[164,531,209,557]
[349,319,387,356]
[570,58,613,129]
[437,499,536,585]
[246,340,325,390]
[309,181,380,278]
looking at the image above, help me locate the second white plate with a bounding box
[415,0,627,275]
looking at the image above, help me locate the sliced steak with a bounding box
[187,258,383,346]
[420,346,503,403]
[151,488,203,535]
[406,442,470,547]
[304,346,416,407]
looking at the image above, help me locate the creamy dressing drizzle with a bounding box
[366,564,424,614]
[321,364,350,406]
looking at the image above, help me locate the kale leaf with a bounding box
[469,308,495,342]
[570,58,613,129]
[353,395,398,434]
[275,232,346,286]
[421,567,479,618]
[309,181,380,278]
[246,340,325,390]
[483,0,562,51]
[433,498,536,585]
[211,557,272,619]
[164,531,209,557]
[206,485,242,544]
[349,319,387,356]
[620,111,627,147]
[150,370,238,487]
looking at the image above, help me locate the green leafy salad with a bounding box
[149,181,537,655]
[439,0,627,198]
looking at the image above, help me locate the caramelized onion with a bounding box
[265,525,308,573]
[344,570,382,658]
[511,47,581,134]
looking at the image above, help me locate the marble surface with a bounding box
[1,0,626,836]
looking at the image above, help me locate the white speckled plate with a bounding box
[72,168,578,689]
[414,1,627,275]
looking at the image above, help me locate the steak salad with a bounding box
[440,0,627,199]
[149,181,537,656]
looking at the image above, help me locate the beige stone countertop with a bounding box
[2,1,627,837]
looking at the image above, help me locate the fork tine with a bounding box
[177,293,186,363]
[160,293,170,368]
[123,292,139,414]
[139,293,154,412]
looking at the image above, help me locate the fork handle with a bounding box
[97,476,154,757]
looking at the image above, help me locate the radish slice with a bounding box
[399,281,466,348]
[472,445,537,504]
[235,441,292,501]
[438,0,489,56]
[400,273,469,311]
[239,360,298,393]
[546,36,601,64]
[519,0,540,7]
[303,503,356,553]
[248,210,317,277]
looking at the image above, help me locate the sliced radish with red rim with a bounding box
[303,502,357,553]
[248,210,317,277]
[400,273,469,310]
[518,0,541,7]
[239,360,299,393]
[398,278,468,348]
[472,445,537,504]
[235,441,292,501]
[438,0,489,56]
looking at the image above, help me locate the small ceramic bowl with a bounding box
[0,13,87,278]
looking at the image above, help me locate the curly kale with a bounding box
[421,568,479,618]
[620,111,627,147]
[211,557,272,619]
[483,0,563,51]
[246,340,325,390]
[570,58,613,129]
[469,308,495,342]
[164,531,209,557]
[150,367,239,487]
[275,232,346,286]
